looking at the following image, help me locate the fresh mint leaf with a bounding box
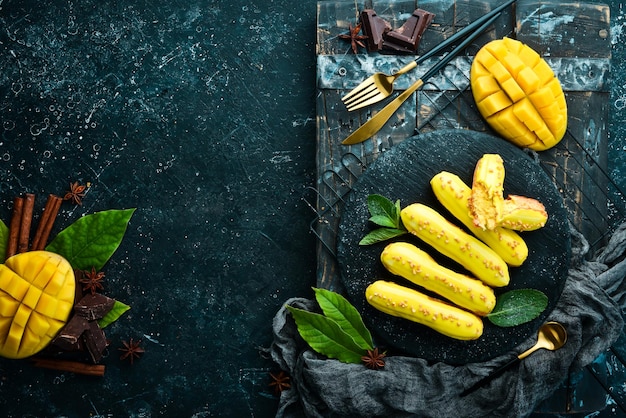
[313,288,373,350]
[286,305,366,363]
[361,195,406,245]
[487,289,548,327]
[359,227,407,245]
[98,300,131,328]
[368,215,397,228]
[0,220,7,263]
[367,194,400,228]
[47,209,135,270]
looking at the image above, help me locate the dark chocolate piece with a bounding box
[360,9,391,52]
[52,316,89,351]
[383,9,435,53]
[51,293,115,360]
[74,293,116,321]
[83,321,108,363]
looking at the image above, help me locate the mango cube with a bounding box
[22,286,43,310]
[478,90,512,118]
[0,296,19,317]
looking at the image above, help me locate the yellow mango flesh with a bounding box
[471,38,567,151]
[0,251,75,359]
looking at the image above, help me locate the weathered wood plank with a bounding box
[516,1,611,58]
[539,91,610,251]
[316,0,369,56]
[317,55,610,91]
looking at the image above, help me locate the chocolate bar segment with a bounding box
[83,321,109,363]
[51,316,89,351]
[74,294,116,321]
[360,9,391,52]
[383,9,435,53]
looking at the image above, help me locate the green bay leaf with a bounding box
[98,300,131,328]
[313,288,373,350]
[46,208,135,270]
[487,289,548,327]
[286,305,366,363]
[0,220,7,264]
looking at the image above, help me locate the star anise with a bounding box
[269,370,291,395]
[79,267,105,295]
[64,181,86,205]
[362,347,386,370]
[119,338,145,365]
[339,23,368,54]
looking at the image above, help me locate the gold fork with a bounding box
[341,0,516,112]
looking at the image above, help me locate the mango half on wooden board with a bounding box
[0,251,75,359]
[471,37,567,151]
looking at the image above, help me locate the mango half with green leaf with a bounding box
[0,251,75,359]
[471,37,567,151]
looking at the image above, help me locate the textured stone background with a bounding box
[0,0,317,416]
[1,0,625,416]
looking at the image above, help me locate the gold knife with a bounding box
[342,11,503,146]
[342,79,425,145]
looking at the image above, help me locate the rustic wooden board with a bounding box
[314,0,610,289]
[314,0,612,413]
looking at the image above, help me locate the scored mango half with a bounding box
[0,251,75,359]
[471,38,567,151]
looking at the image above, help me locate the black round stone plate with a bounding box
[336,129,571,365]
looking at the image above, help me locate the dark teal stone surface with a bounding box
[0,0,317,416]
[608,4,626,207]
[0,0,625,416]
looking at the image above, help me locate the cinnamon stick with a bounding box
[30,357,106,377]
[32,194,62,251]
[6,197,24,258]
[17,193,35,253]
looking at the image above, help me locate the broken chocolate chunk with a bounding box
[383,9,435,53]
[74,293,116,321]
[360,9,391,52]
[51,316,90,351]
[83,321,109,363]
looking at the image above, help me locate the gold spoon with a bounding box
[460,322,568,396]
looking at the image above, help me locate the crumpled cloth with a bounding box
[270,223,626,418]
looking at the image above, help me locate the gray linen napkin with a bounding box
[270,224,626,417]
